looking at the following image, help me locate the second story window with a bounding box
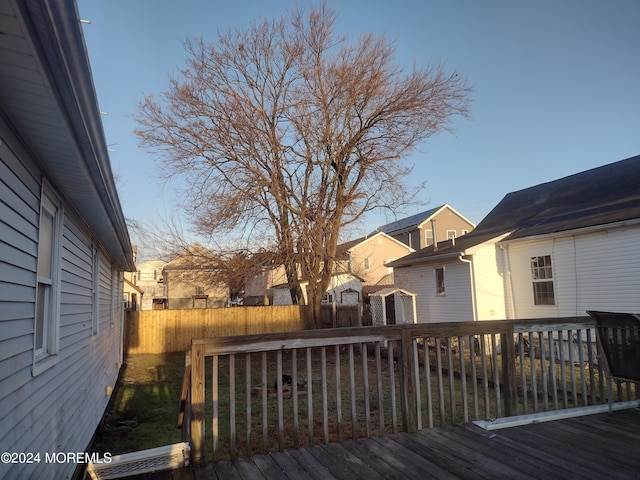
[363,257,371,270]
[425,230,433,246]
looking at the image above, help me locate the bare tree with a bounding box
[135,4,470,328]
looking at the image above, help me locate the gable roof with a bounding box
[164,243,218,270]
[1,0,134,270]
[391,154,640,267]
[336,231,414,260]
[373,206,444,235]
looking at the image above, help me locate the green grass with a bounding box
[92,354,186,455]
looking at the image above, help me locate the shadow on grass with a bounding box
[92,353,186,455]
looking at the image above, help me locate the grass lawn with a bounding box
[92,353,186,456]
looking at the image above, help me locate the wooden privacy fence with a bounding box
[182,316,640,464]
[124,304,360,354]
[124,306,308,354]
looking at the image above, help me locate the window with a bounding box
[446,230,456,240]
[195,286,205,296]
[531,255,555,305]
[425,230,433,246]
[363,257,371,270]
[34,184,62,368]
[435,267,445,295]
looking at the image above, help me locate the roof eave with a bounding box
[18,0,135,271]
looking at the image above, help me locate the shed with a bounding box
[370,288,417,326]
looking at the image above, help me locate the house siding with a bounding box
[395,261,473,323]
[506,225,640,318]
[348,234,412,285]
[0,130,124,479]
[471,245,508,321]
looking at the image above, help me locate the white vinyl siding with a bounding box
[396,261,473,323]
[92,246,100,335]
[506,225,640,318]
[0,131,125,478]
[471,244,507,320]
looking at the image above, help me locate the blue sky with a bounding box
[78,0,640,253]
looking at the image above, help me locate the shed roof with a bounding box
[390,154,640,268]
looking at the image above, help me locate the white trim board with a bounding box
[473,401,640,430]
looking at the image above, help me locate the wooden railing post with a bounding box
[399,327,418,432]
[190,342,205,465]
[501,325,517,417]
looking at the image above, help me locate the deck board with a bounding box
[141,409,640,479]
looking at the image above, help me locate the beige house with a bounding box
[336,231,414,286]
[163,244,228,309]
[376,204,475,250]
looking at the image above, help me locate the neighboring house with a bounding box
[162,244,228,309]
[123,277,144,310]
[0,1,135,479]
[336,231,414,286]
[244,263,288,305]
[390,155,640,323]
[245,264,362,307]
[375,204,475,250]
[130,258,168,310]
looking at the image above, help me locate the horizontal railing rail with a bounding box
[185,317,638,464]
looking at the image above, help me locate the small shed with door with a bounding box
[370,287,417,326]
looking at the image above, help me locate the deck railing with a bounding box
[182,316,638,464]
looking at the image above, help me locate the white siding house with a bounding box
[390,155,640,323]
[0,1,135,479]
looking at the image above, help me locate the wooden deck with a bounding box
[142,409,640,479]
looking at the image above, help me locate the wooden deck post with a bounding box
[399,327,418,432]
[501,326,517,417]
[190,342,205,465]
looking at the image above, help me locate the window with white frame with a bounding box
[435,267,445,295]
[446,230,456,240]
[34,184,62,365]
[531,255,555,305]
[363,257,371,270]
[425,229,433,246]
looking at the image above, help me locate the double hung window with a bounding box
[531,255,555,305]
[34,184,62,369]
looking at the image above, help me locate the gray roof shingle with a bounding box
[391,154,640,266]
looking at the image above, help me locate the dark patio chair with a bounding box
[588,310,640,413]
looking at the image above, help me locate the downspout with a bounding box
[458,255,477,322]
[431,219,438,250]
[499,244,516,319]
